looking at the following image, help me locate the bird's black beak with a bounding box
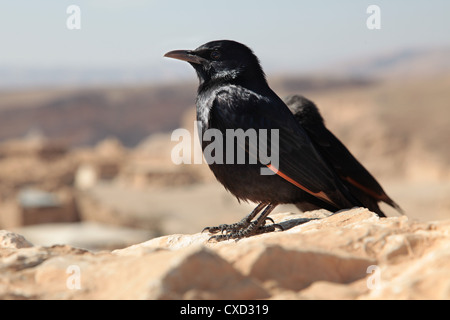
[164,50,206,65]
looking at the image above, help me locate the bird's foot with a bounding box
[205,220,283,242]
[202,217,276,235]
[203,203,281,242]
[202,219,251,235]
[202,223,242,235]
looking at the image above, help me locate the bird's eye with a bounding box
[210,50,221,60]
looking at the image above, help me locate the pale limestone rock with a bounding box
[0,230,33,249]
[1,209,450,300]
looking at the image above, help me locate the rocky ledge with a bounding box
[1,208,449,299]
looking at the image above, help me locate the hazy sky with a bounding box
[1,0,449,78]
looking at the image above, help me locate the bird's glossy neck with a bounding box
[196,67,269,96]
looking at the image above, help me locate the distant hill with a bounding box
[0,64,191,90]
[0,83,197,147]
[324,47,450,79]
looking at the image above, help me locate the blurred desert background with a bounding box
[1,45,449,251]
[1,2,449,251]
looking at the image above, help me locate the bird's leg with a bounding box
[208,204,283,242]
[202,203,266,234]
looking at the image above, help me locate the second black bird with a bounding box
[284,95,403,217]
[164,40,400,241]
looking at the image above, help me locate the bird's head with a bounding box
[164,40,267,89]
[284,95,324,126]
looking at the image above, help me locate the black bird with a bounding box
[164,40,369,241]
[284,95,403,217]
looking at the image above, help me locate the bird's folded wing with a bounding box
[211,88,357,208]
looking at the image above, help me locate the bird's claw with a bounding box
[264,217,275,225]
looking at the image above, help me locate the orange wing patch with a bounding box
[344,177,384,201]
[266,164,337,206]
